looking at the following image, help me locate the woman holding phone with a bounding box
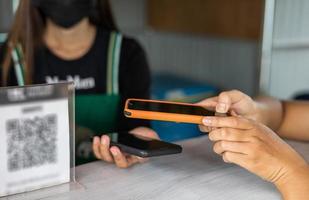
[199,90,309,199]
[0,0,158,167]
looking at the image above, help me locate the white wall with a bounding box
[0,0,18,42]
[0,0,13,32]
[136,32,259,95]
[262,0,309,99]
[111,0,261,95]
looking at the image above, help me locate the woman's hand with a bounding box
[92,127,159,168]
[198,90,259,133]
[198,90,283,132]
[198,90,259,118]
[202,115,309,199]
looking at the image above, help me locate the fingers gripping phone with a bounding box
[124,99,216,124]
[109,132,182,158]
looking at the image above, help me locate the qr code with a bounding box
[6,115,58,172]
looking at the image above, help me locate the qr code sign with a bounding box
[6,115,58,172]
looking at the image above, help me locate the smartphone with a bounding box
[124,99,216,124]
[109,132,182,158]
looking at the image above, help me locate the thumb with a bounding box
[216,90,245,113]
[216,92,232,113]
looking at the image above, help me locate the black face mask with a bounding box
[32,0,96,29]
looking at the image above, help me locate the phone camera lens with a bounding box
[124,111,132,116]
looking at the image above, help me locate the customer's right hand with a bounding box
[199,90,259,118]
[203,114,309,199]
[197,90,262,133]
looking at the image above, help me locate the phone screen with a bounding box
[128,100,214,116]
[110,132,167,150]
[109,132,182,157]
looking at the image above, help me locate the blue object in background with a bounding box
[151,121,204,142]
[151,73,219,142]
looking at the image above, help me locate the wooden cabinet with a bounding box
[148,0,264,40]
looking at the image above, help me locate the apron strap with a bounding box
[11,32,123,90]
[11,44,25,86]
[107,32,123,95]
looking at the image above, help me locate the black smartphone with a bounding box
[108,132,182,158]
[127,99,215,115]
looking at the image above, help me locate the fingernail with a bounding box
[110,148,117,155]
[93,137,99,144]
[101,136,107,145]
[217,103,227,113]
[203,117,212,125]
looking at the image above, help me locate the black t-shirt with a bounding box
[0,28,150,130]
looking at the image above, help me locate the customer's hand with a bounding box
[197,90,267,133]
[203,115,308,188]
[198,90,259,119]
[92,127,159,168]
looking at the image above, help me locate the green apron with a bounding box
[12,32,124,165]
[75,32,122,134]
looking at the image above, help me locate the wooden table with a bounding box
[3,136,309,200]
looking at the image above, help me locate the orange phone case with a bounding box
[124,99,215,125]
